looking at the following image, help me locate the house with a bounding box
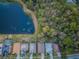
[54,44,61,57]
[45,43,53,54]
[29,43,36,53]
[37,43,44,53]
[20,43,29,56]
[12,43,21,54]
[2,39,13,56]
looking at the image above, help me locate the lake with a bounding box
[0,3,35,34]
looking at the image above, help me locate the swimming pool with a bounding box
[0,3,35,34]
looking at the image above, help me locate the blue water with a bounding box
[67,54,79,59]
[0,3,35,34]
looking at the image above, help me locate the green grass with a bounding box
[0,54,61,59]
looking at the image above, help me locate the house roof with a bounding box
[29,43,36,53]
[12,43,21,54]
[37,43,44,53]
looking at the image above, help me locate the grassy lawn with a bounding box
[0,53,60,59]
[0,55,60,59]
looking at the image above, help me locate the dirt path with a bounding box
[19,0,38,34]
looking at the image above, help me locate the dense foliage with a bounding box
[26,0,79,54]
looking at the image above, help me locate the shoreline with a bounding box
[19,0,38,34]
[0,0,38,41]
